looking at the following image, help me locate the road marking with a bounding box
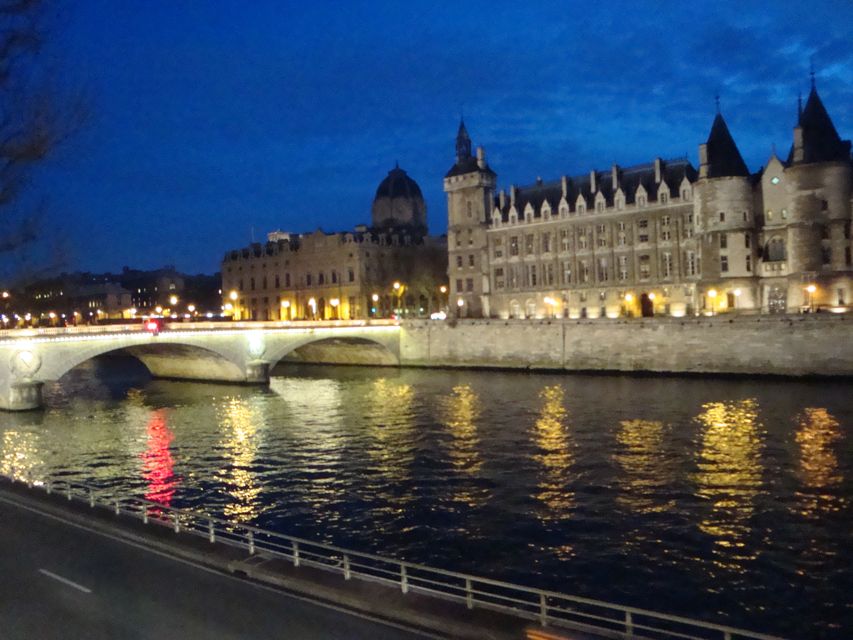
[38,568,92,594]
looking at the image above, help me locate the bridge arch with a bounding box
[266,335,399,368]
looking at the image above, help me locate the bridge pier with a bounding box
[0,381,44,411]
[245,360,271,385]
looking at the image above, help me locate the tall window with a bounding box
[542,233,551,253]
[560,229,570,252]
[597,258,609,282]
[618,256,628,281]
[663,253,673,278]
[720,234,727,249]
[720,256,729,272]
[562,261,572,284]
[510,236,519,256]
[687,251,697,276]
[639,255,651,279]
[765,238,786,262]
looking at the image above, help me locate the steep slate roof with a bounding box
[445,155,497,178]
[374,165,424,200]
[494,159,696,221]
[787,86,852,165]
[705,113,750,178]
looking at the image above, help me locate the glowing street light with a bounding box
[439,285,447,294]
[229,290,238,301]
[457,298,464,307]
[393,281,401,291]
[169,295,178,306]
[806,284,817,312]
[371,293,379,302]
[648,292,656,301]
[187,304,196,313]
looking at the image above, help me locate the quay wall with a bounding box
[398,314,853,376]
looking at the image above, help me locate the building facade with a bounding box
[446,84,852,319]
[221,166,447,321]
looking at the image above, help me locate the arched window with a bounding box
[765,237,786,262]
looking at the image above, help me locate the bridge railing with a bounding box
[10,476,785,640]
[0,318,399,339]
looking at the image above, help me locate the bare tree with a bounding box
[1,0,84,282]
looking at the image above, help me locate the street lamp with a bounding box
[806,284,816,312]
[733,288,742,310]
[229,290,238,301]
[707,289,718,315]
[330,298,340,320]
[543,296,556,318]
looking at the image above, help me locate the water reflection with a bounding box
[215,397,265,523]
[615,419,674,515]
[438,384,487,506]
[0,430,42,482]
[693,399,765,570]
[139,409,177,506]
[794,408,844,517]
[531,385,574,520]
[366,379,415,481]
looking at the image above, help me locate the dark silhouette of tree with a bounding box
[1,0,85,281]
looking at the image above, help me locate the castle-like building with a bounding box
[222,165,446,321]
[446,83,852,319]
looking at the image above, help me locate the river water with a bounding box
[1,357,850,639]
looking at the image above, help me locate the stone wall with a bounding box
[400,314,853,376]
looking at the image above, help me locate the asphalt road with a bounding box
[0,495,438,640]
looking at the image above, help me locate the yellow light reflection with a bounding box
[438,384,487,506]
[0,431,42,482]
[615,419,674,515]
[693,399,764,571]
[531,385,574,521]
[794,407,844,517]
[216,397,265,524]
[365,379,416,516]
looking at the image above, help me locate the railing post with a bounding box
[343,555,351,580]
[401,564,409,594]
[46,480,52,495]
[723,632,732,640]
[539,593,548,627]
[247,531,255,555]
[292,541,300,567]
[89,487,95,508]
[143,505,148,524]
[114,500,120,515]
[625,611,633,638]
[466,578,474,610]
[66,484,72,501]
[208,519,215,543]
[172,512,180,533]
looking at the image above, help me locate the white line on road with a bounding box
[38,568,92,594]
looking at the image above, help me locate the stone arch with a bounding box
[266,335,400,368]
[42,340,247,384]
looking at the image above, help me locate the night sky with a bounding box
[29,1,853,275]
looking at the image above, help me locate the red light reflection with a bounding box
[140,409,178,508]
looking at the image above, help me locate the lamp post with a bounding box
[439,285,448,315]
[707,289,718,316]
[733,288,742,311]
[281,299,291,321]
[392,281,405,317]
[370,293,379,318]
[806,284,816,312]
[330,297,340,320]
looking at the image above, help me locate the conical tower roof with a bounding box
[705,113,750,178]
[788,85,851,164]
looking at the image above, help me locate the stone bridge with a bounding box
[0,320,401,410]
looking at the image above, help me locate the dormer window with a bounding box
[578,204,586,214]
[637,196,646,207]
[660,192,668,204]
[596,201,605,212]
[559,204,568,217]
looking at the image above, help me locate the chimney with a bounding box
[654,158,662,183]
[611,164,619,190]
[589,170,596,194]
[499,189,506,209]
[698,143,709,179]
[476,146,486,169]
[792,126,804,164]
[510,185,517,206]
[561,175,568,198]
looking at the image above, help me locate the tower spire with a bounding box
[455,117,472,163]
[714,93,720,115]
[810,58,816,89]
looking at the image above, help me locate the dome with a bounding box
[371,164,427,230]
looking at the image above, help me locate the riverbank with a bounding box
[399,314,853,376]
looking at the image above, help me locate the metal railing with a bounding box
[5,475,785,640]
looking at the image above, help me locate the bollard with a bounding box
[466,578,473,610]
[89,487,95,508]
[173,512,180,533]
[292,541,300,567]
[67,484,72,501]
[625,611,633,638]
[143,505,148,524]
[343,555,351,580]
[540,593,548,627]
[114,500,120,515]
[46,481,52,495]
[208,520,215,543]
[248,531,255,555]
[401,564,409,594]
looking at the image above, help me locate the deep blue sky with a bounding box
[32,0,853,274]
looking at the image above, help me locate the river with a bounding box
[1,356,850,639]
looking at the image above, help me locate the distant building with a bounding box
[221,165,447,320]
[446,82,852,318]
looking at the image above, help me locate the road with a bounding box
[0,494,438,640]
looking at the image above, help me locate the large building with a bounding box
[446,83,852,319]
[221,165,447,321]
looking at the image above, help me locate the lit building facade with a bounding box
[446,83,852,318]
[221,165,447,320]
